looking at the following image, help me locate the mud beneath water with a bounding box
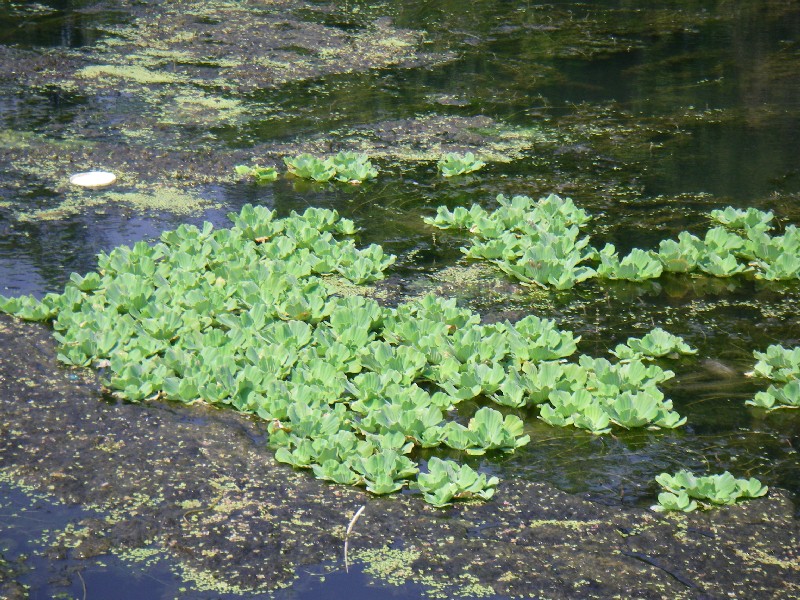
[1,314,797,599]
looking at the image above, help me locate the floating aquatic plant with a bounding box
[656,232,703,273]
[413,458,499,507]
[332,151,378,183]
[21,193,793,506]
[596,245,663,281]
[751,344,800,382]
[652,470,767,512]
[710,206,774,232]
[0,206,550,506]
[611,328,697,361]
[234,164,279,182]
[536,356,685,434]
[745,344,800,409]
[280,152,378,183]
[748,382,800,410]
[283,153,337,182]
[426,194,800,288]
[437,152,486,177]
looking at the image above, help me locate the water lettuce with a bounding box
[437,152,486,177]
[746,344,800,409]
[652,470,767,512]
[9,194,788,506]
[234,164,279,182]
[426,195,800,287]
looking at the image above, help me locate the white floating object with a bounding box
[69,171,116,189]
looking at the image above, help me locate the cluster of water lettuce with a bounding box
[235,152,379,184]
[437,152,486,177]
[746,345,800,410]
[0,203,697,506]
[425,197,800,287]
[237,151,487,184]
[652,470,768,513]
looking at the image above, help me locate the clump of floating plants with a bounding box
[611,328,697,362]
[234,164,278,182]
[283,153,337,182]
[425,195,800,287]
[652,470,767,513]
[746,345,800,409]
[437,152,486,177]
[235,152,379,184]
[0,202,694,506]
[331,151,379,183]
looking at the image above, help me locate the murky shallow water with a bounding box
[1,0,799,598]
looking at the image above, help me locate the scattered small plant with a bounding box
[437,152,486,177]
[652,470,767,512]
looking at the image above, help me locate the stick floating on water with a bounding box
[344,504,366,573]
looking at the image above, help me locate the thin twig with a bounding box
[344,504,366,573]
[76,569,87,600]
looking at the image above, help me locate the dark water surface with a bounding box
[1,0,799,598]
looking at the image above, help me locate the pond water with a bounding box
[1,0,799,598]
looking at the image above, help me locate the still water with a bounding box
[0,0,798,598]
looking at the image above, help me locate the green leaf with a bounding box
[710,206,774,231]
[572,404,611,434]
[312,460,360,485]
[596,245,663,281]
[612,327,696,360]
